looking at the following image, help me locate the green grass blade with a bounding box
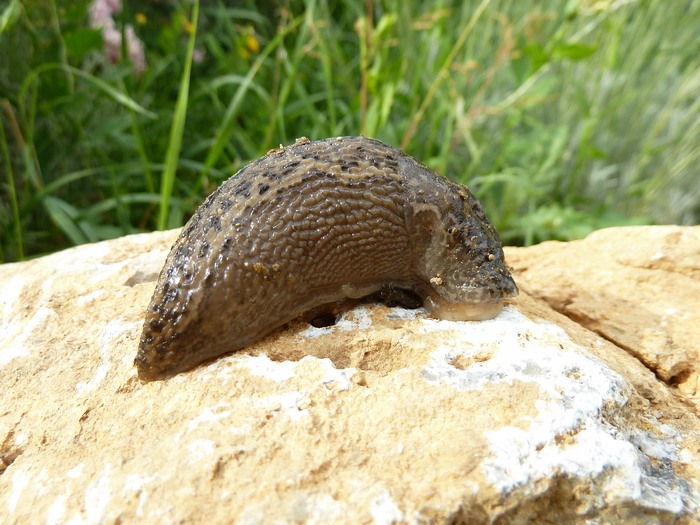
[202,15,304,176]
[19,63,157,120]
[121,78,155,193]
[400,0,493,150]
[315,3,338,135]
[42,196,92,245]
[0,0,21,34]
[0,104,23,260]
[157,0,199,230]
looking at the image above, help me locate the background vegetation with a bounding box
[1,0,698,262]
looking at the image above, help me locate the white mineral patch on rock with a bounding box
[506,225,700,408]
[84,465,112,523]
[370,489,403,524]
[421,308,692,515]
[299,306,374,339]
[238,353,299,381]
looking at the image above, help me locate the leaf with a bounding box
[0,0,21,34]
[66,66,158,118]
[512,41,550,83]
[43,196,91,245]
[203,15,304,176]
[20,63,157,119]
[64,29,103,62]
[551,42,597,61]
[373,13,397,45]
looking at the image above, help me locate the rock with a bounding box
[505,225,700,411]
[0,227,698,524]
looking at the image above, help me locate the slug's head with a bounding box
[409,183,518,321]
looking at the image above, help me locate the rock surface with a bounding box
[505,225,700,411]
[0,226,698,524]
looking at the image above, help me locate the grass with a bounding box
[0,0,698,262]
[158,0,198,230]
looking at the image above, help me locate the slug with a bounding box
[136,136,518,381]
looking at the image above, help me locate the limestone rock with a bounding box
[0,227,698,524]
[505,225,700,411]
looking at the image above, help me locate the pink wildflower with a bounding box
[89,0,147,74]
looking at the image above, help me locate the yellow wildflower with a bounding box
[245,34,260,54]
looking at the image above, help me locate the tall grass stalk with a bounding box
[158,0,199,230]
[401,0,493,150]
[123,80,155,194]
[0,101,22,260]
[201,15,304,180]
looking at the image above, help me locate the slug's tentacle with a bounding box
[136,136,517,381]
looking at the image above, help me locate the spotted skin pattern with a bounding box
[136,136,518,380]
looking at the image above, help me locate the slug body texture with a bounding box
[136,136,518,380]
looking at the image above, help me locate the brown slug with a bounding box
[136,136,518,381]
